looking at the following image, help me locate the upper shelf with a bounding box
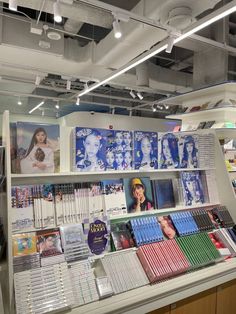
[162,82,236,107]
[167,107,236,121]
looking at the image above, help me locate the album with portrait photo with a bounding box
[72,127,107,172]
[16,121,60,174]
[133,131,158,170]
[158,133,180,169]
[180,171,205,206]
[178,134,199,168]
[123,177,154,213]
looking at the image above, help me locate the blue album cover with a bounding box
[74,127,107,172]
[16,122,60,174]
[133,131,158,170]
[123,177,154,213]
[179,134,199,168]
[180,171,205,206]
[154,179,175,209]
[107,130,133,170]
[158,133,180,169]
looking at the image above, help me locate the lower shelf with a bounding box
[62,259,236,314]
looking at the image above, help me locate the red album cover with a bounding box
[36,228,62,257]
[136,247,156,283]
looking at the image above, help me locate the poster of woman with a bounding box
[75,127,107,172]
[158,133,179,169]
[179,134,199,168]
[181,171,205,206]
[134,131,158,170]
[16,122,60,174]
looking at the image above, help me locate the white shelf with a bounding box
[10,167,215,181]
[110,203,220,221]
[62,259,236,314]
[162,82,236,107]
[167,107,236,121]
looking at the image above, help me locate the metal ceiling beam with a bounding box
[2,0,113,28]
[0,89,155,112]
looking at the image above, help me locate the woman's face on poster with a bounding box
[106,151,115,165]
[84,134,100,158]
[35,131,46,144]
[162,139,172,159]
[124,151,132,165]
[115,132,123,145]
[123,132,131,145]
[186,142,194,154]
[115,152,123,165]
[186,180,195,193]
[132,185,145,200]
[141,137,151,157]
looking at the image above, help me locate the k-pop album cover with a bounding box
[133,131,158,170]
[158,132,180,169]
[16,122,60,174]
[181,171,205,206]
[179,134,199,168]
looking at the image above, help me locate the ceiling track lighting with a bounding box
[113,18,122,39]
[29,101,45,114]
[66,80,71,91]
[165,35,176,54]
[9,0,17,11]
[152,105,156,112]
[78,1,236,98]
[111,107,115,115]
[76,96,80,106]
[17,96,22,106]
[55,101,60,110]
[129,90,136,99]
[137,92,143,100]
[53,0,62,23]
[35,75,41,86]
[42,109,45,117]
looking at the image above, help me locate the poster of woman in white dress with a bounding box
[17,122,60,174]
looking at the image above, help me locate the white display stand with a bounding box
[2,110,236,314]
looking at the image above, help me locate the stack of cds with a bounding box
[14,263,74,314]
[213,206,235,228]
[176,233,221,269]
[14,253,40,273]
[137,239,190,283]
[169,212,199,236]
[198,134,215,168]
[101,249,149,294]
[60,224,90,262]
[129,216,164,246]
[68,260,99,307]
[191,208,215,232]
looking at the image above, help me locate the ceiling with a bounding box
[0,0,235,119]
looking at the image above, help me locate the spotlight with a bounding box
[165,35,175,53]
[35,75,41,86]
[55,102,60,109]
[152,105,156,112]
[42,110,45,117]
[137,92,143,100]
[165,104,169,109]
[53,0,62,23]
[9,0,17,11]
[129,90,136,99]
[128,109,132,117]
[111,107,115,115]
[76,96,80,106]
[17,96,22,106]
[66,80,71,90]
[113,18,122,39]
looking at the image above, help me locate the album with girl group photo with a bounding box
[72,127,215,172]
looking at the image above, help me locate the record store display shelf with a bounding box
[2,110,236,314]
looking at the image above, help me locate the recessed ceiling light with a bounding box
[47,31,61,41]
